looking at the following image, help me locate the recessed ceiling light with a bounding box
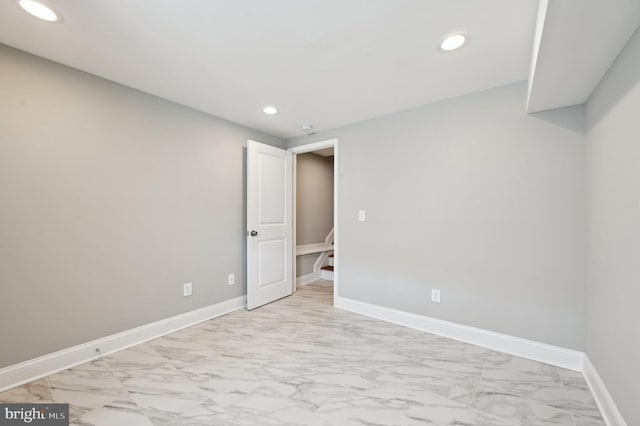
[19,0,60,22]
[300,124,313,131]
[439,33,467,52]
[263,106,278,115]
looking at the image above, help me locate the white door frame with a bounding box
[288,138,339,305]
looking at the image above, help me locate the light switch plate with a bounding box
[358,210,366,221]
[228,273,235,285]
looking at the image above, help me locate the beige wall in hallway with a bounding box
[296,153,334,244]
[295,153,334,276]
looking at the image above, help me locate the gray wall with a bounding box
[585,28,640,425]
[0,44,284,368]
[296,153,334,277]
[288,82,587,350]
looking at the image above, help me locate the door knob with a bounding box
[250,230,258,237]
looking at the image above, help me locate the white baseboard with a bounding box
[2,293,624,426]
[296,272,321,286]
[583,356,627,426]
[321,269,334,280]
[334,296,584,372]
[0,296,246,393]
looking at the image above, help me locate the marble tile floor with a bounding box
[0,281,603,426]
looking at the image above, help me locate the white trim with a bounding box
[292,153,297,289]
[324,227,334,244]
[314,251,330,274]
[0,296,246,393]
[296,272,322,286]
[334,296,585,372]
[288,138,339,303]
[583,356,627,426]
[296,242,334,256]
[321,268,334,281]
[333,140,338,303]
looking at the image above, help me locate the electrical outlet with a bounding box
[358,210,366,221]
[227,273,235,285]
[431,289,441,303]
[183,282,193,297]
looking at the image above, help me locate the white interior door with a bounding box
[247,140,293,310]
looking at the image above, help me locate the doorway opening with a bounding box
[289,139,338,305]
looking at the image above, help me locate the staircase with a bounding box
[296,228,335,285]
[321,254,334,280]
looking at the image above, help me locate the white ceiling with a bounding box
[527,0,640,113]
[0,0,537,138]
